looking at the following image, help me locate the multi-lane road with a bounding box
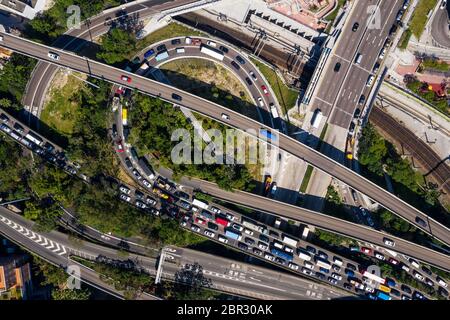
[1,31,449,257]
[431,2,450,48]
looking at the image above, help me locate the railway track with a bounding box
[370,107,450,196]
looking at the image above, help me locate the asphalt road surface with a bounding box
[431,5,450,48]
[1,32,449,254]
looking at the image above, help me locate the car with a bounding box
[365,286,375,293]
[367,216,375,227]
[389,288,400,297]
[261,85,269,96]
[144,48,155,59]
[132,169,142,180]
[258,241,268,250]
[171,38,181,45]
[231,61,240,70]
[244,237,255,246]
[13,123,24,134]
[328,277,338,285]
[383,238,395,247]
[48,52,60,60]
[235,55,245,64]
[348,121,356,135]
[44,142,54,152]
[115,140,124,153]
[346,263,357,271]
[389,24,398,36]
[172,93,182,101]
[150,208,160,216]
[438,286,448,297]
[207,222,218,231]
[253,248,263,256]
[264,253,274,261]
[396,9,404,21]
[436,277,448,288]
[141,179,152,189]
[119,186,131,194]
[124,157,133,169]
[135,201,147,209]
[317,251,328,260]
[269,230,279,238]
[244,228,254,236]
[316,272,326,280]
[120,194,131,202]
[210,206,221,214]
[0,113,9,122]
[441,0,447,9]
[388,258,399,265]
[343,283,352,290]
[303,261,314,270]
[366,75,375,87]
[221,113,230,120]
[401,294,412,300]
[353,108,361,119]
[334,62,341,72]
[399,284,412,293]
[179,200,191,210]
[245,77,253,86]
[413,291,425,300]
[204,230,215,238]
[374,252,385,260]
[195,217,206,225]
[319,267,329,274]
[257,97,264,108]
[306,246,316,255]
[372,62,380,74]
[421,266,432,276]
[121,75,131,82]
[218,235,228,243]
[230,224,242,232]
[361,247,372,255]
[284,246,294,254]
[332,265,341,273]
[352,22,359,32]
[174,191,189,200]
[409,258,420,268]
[156,44,167,52]
[0,35,3,42]
[191,225,201,232]
[331,273,342,281]
[66,166,77,175]
[345,269,355,277]
[145,197,157,206]
[185,37,192,44]
[349,245,359,252]
[415,216,427,228]
[249,71,257,81]
[413,271,424,281]
[357,94,366,106]
[302,267,313,276]
[219,45,228,53]
[425,278,434,287]
[378,48,386,60]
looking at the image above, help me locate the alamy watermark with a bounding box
[171,127,279,165]
[366,5,382,30]
[67,5,81,30]
[66,264,81,290]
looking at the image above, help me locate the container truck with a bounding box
[200,45,224,61]
[282,235,298,247]
[192,199,209,210]
[241,217,264,233]
[225,229,242,241]
[270,247,293,262]
[298,249,312,261]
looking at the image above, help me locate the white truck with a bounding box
[298,250,312,261]
[282,235,298,247]
[311,108,323,129]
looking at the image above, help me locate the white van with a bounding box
[355,53,362,64]
[303,261,315,270]
[273,240,283,249]
[333,256,343,266]
[176,47,185,54]
[185,37,192,44]
[207,40,217,47]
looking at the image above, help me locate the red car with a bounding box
[115,86,124,95]
[115,140,124,153]
[361,247,372,255]
[388,258,399,265]
[195,217,206,225]
[121,75,131,83]
[261,85,269,96]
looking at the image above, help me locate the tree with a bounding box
[96,28,137,64]
[51,288,91,300]
[173,262,213,300]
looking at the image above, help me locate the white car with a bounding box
[211,206,221,214]
[302,268,313,276]
[204,230,215,238]
[249,71,257,81]
[225,213,235,221]
[0,35,3,42]
[303,261,315,270]
[185,37,192,44]
[284,246,294,254]
[413,271,424,281]
[257,97,264,108]
[119,186,131,194]
[48,52,60,60]
[365,286,375,293]
[218,235,228,243]
[119,194,131,202]
[191,225,201,232]
[378,48,386,60]
[264,253,275,261]
[135,201,147,209]
[331,273,342,281]
[366,75,375,87]
[288,263,299,270]
[383,238,395,247]
[221,113,230,120]
[437,277,448,288]
[374,252,385,260]
[258,242,268,250]
[333,257,343,266]
[142,179,152,188]
[165,255,174,260]
[244,229,254,236]
[207,40,217,47]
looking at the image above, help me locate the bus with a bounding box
[122,108,128,126]
[378,285,391,293]
[315,258,331,270]
[270,247,293,262]
[200,45,224,61]
[25,132,43,146]
[241,217,264,233]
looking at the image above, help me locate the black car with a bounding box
[235,55,245,64]
[275,257,286,265]
[317,250,328,260]
[259,234,270,243]
[156,44,167,52]
[0,113,9,122]
[438,287,449,297]
[349,121,356,135]
[125,157,133,169]
[334,62,341,72]
[343,283,352,290]
[346,263,357,271]
[358,94,366,105]
[179,200,191,210]
[135,190,145,201]
[238,242,249,251]
[415,216,427,228]
[245,77,253,86]
[306,246,316,255]
[219,45,229,53]
[390,289,401,297]
[389,24,398,36]
[172,93,182,101]
[269,230,279,238]
[353,108,361,119]
[352,22,359,32]
[421,266,432,276]
[207,221,218,231]
[231,61,240,70]
[175,191,190,200]
[44,142,54,152]
[13,123,24,134]
[171,38,181,45]
[253,248,263,256]
[244,237,255,245]
[413,291,426,300]
[315,272,326,280]
[401,284,412,294]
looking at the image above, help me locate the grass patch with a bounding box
[409,0,439,39]
[40,71,85,136]
[137,22,205,51]
[300,165,314,193]
[250,58,299,115]
[422,58,450,72]
[398,28,412,49]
